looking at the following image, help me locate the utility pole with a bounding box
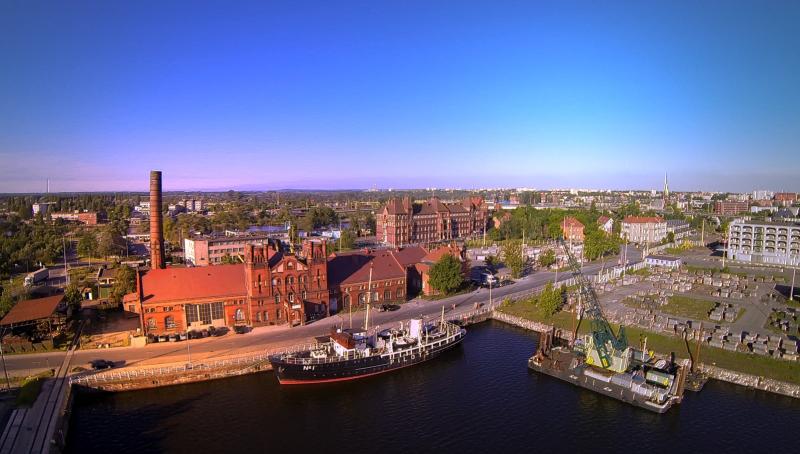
[63,235,69,286]
[791,268,796,302]
[364,265,373,331]
[0,330,10,390]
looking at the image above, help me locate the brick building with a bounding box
[184,234,272,266]
[415,244,469,297]
[376,196,487,247]
[561,216,585,242]
[714,200,749,215]
[129,239,330,336]
[774,192,798,206]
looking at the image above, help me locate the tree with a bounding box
[666,231,675,244]
[64,283,83,313]
[77,231,99,258]
[339,229,356,250]
[428,254,464,295]
[538,249,556,268]
[502,240,525,278]
[110,265,136,304]
[538,282,562,317]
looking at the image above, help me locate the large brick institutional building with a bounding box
[375,196,488,247]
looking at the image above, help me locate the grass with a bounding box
[15,369,55,407]
[627,267,651,277]
[497,300,800,385]
[662,295,717,320]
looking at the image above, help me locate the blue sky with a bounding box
[1,1,799,193]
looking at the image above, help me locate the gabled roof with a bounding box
[562,216,584,228]
[597,215,611,225]
[0,294,64,326]
[140,264,247,304]
[328,250,407,286]
[392,246,428,267]
[421,244,463,264]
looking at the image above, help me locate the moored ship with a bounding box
[269,314,466,384]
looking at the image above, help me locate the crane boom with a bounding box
[559,238,627,368]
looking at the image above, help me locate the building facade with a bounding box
[597,216,614,235]
[184,234,273,266]
[561,216,585,242]
[376,196,487,247]
[714,200,749,215]
[621,216,667,244]
[726,220,800,266]
[130,239,330,336]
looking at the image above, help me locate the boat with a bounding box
[268,315,466,384]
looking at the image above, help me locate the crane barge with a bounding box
[528,239,688,413]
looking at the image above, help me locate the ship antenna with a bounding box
[365,263,373,331]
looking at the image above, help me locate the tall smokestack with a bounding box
[149,170,165,269]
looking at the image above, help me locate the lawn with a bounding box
[497,301,800,385]
[662,295,717,320]
[15,369,55,407]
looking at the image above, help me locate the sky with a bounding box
[1,1,799,193]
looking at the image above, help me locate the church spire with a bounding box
[663,172,670,200]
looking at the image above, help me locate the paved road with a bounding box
[2,250,643,376]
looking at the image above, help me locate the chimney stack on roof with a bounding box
[149,170,165,269]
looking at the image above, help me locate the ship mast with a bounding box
[364,264,373,331]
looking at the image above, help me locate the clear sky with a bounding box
[1,1,799,193]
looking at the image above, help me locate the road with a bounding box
[2,248,643,376]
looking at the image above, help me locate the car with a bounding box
[379,304,400,312]
[91,359,115,370]
[234,325,250,334]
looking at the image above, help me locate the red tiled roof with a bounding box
[0,294,64,326]
[328,250,407,286]
[562,216,584,228]
[597,216,611,225]
[422,244,463,264]
[140,264,246,304]
[623,216,664,224]
[392,246,428,266]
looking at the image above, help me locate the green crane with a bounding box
[559,238,627,368]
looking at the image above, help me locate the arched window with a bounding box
[396,289,404,299]
[288,293,295,303]
[165,316,176,329]
[146,318,156,331]
[384,290,391,301]
[274,294,281,304]
[358,293,366,304]
[287,261,294,269]
[301,291,307,300]
[288,276,295,285]
[343,294,351,307]
[256,312,262,322]
[274,278,281,287]
[235,309,245,321]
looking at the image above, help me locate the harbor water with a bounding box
[66,320,800,453]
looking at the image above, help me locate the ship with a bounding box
[269,314,466,384]
[528,239,688,413]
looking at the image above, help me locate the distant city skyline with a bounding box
[2,1,800,193]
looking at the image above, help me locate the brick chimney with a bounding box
[149,170,165,269]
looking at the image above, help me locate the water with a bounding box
[66,321,800,453]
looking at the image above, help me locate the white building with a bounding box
[727,220,800,266]
[621,216,667,244]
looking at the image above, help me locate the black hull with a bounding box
[270,330,466,384]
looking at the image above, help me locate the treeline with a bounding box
[0,216,68,276]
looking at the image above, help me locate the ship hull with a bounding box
[270,329,466,384]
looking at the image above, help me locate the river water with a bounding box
[66,321,799,453]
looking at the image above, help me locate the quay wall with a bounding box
[67,309,800,399]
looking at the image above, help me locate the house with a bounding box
[645,255,682,269]
[621,216,667,244]
[597,216,613,235]
[415,244,469,296]
[561,217,585,242]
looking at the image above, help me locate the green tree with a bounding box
[666,231,675,244]
[64,283,83,313]
[339,229,356,250]
[428,254,464,295]
[77,231,98,258]
[110,265,136,304]
[502,240,525,278]
[538,249,556,268]
[538,282,562,317]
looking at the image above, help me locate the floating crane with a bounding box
[559,238,628,370]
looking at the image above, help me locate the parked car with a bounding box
[91,359,115,370]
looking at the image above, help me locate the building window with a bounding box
[384,290,391,301]
[287,261,294,269]
[256,312,262,322]
[146,318,156,331]
[396,289,404,299]
[186,304,198,324]
[199,304,212,324]
[343,294,351,307]
[288,293,295,303]
[235,309,245,322]
[288,276,295,285]
[358,293,366,304]
[165,316,176,329]
[263,311,269,321]
[277,309,282,319]
[302,291,307,300]
[211,302,224,320]
[275,294,281,304]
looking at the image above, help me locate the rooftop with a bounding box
[139,264,247,304]
[0,294,64,327]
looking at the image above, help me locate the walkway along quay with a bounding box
[69,304,800,399]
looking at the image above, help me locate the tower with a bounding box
[663,172,670,201]
[149,170,165,269]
